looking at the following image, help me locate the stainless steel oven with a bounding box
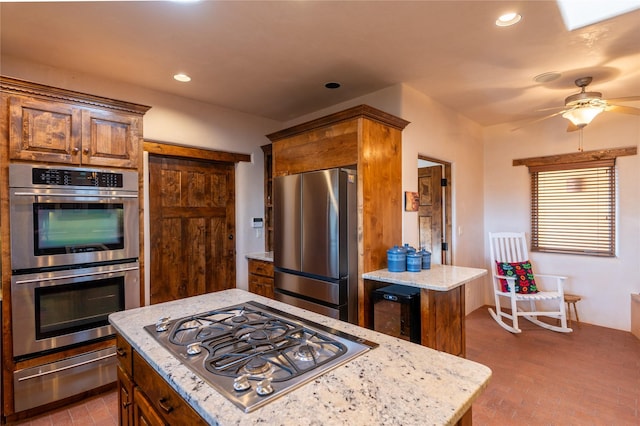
[8,163,141,413]
[11,262,140,358]
[9,163,139,272]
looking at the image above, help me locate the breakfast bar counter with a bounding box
[110,289,490,426]
[362,264,487,357]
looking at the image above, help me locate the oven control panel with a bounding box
[32,168,123,188]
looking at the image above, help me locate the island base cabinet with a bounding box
[117,366,134,426]
[116,333,207,426]
[133,387,167,426]
[131,351,208,425]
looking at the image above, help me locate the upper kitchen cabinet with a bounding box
[1,76,150,168]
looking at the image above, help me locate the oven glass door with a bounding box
[11,262,139,358]
[36,276,124,340]
[10,190,139,271]
[34,202,124,255]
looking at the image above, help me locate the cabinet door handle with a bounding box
[83,148,90,154]
[72,147,80,154]
[158,397,174,414]
[116,347,127,357]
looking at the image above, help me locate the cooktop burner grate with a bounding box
[144,301,377,413]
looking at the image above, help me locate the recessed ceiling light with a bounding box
[496,12,522,27]
[173,73,191,82]
[534,72,562,83]
[325,82,341,89]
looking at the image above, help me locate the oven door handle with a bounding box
[14,266,139,284]
[16,352,117,382]
[13,191,138,198]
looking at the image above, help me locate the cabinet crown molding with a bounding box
[266,104,410,142]
[1,75,151,115]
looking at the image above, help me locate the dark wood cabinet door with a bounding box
[117,366,135,426]
[81,108,140,168]
[133,352,208,425]
[248,259,274,299]
[7,95,82,164]
[149,155,236,304]
[133,387,167,426]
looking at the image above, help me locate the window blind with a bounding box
[530,160,615,256]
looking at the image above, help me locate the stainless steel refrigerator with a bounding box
[274,168,358,324]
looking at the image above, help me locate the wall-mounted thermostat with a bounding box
[251,218,263,228]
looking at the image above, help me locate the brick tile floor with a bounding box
[9,308,640,425]
[466,307,640,425]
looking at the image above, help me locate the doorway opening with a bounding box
[418,155,452,265]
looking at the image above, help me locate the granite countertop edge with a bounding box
[110,289,491,426]
[363,264,487,291]
[245,251,274,262]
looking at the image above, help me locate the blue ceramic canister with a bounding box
[403,243,416,254]
[418,250,432,269]
[387,245,406,272]
[406,252,422,272]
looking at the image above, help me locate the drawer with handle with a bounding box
[132,351,207,425]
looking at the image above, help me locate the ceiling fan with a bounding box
[519,77,640,132]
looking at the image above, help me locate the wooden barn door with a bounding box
[148,155,236,304]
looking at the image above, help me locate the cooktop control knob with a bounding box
[186,342,202,355]
[256,378,274,396]
[155,317,171,332]
[233,374,251,392]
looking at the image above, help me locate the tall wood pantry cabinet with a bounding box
[0,76,150,421]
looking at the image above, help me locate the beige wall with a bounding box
[484,110,640,331]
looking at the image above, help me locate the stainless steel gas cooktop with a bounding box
[144,301,377,413]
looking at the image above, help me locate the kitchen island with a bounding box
[363,264,487,357]
[110,289,490,425]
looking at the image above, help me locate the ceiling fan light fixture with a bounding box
[562,105,604,128]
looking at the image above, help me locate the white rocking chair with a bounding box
[488,232,572,333]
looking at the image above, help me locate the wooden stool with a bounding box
[564,294,581,327]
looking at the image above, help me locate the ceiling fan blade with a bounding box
[535,105,567,112]
[511,110,567,131]
[606,95,640,103]
[606,104,640,115]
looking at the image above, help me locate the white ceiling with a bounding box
[1,1,639,126]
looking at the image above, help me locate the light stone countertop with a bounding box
[245,251,273,262]
[362,264,487,292]
[110,289,491,426]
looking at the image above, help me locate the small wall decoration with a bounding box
[405,191,419,212]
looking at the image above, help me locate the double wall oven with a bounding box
[9,163,141,412]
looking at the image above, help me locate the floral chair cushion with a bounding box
[495,261,539,294]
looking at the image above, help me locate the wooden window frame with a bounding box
[513,147,636,257]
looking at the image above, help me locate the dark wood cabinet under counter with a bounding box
[246,254,274,299]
